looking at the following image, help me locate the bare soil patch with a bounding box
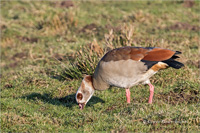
[167,22,200,32]
[156,89,199,105]
[53,1,74,8]
[80,23,102,33]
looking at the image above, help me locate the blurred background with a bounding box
[1,0,199,74]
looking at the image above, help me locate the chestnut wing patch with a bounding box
[102,47,149,62]
[142,48,175,61]
[102,47,176,62]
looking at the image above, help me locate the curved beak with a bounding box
[79,103,85,110]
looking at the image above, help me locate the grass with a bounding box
[1,1,200,132]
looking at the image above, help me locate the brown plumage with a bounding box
[102,47,176,62]
[76,46,184,109]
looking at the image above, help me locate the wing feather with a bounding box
[102,47,175,62]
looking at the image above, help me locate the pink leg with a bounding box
[148,83,154,104]
[126,88,131,103]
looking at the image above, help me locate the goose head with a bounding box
[75,75,95,110]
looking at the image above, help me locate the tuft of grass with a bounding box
[63,40,103,79]
[63,24,137,79]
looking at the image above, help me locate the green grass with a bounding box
[1,1,200,132]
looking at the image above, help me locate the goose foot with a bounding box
[126,88,131,103]
[148,83,154,104]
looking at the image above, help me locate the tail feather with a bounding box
[163,59,184,69]
[163,51,184,69]
[175,51,182,54]
[171,55,180,59]
[142,50,184,70]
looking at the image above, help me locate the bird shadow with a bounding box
[21,93,105,108]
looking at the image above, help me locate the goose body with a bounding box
[76,46,184,109]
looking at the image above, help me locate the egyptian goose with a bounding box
[76,46,184,109]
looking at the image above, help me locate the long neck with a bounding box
[92,74,109,91]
